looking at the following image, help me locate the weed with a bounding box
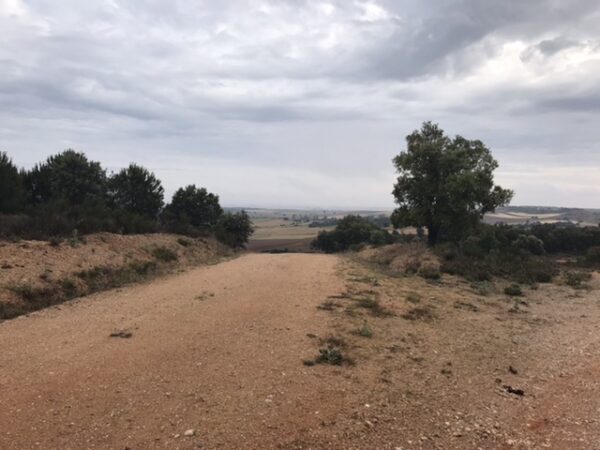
[453,301,479,312]
[7,283,62,309]
[320,336,347,348]
[357,321,373,338]
[355,297,393,317]
[177,237,192,247]
[315,346,345,365]
[564,270,592,288]
[60,278,78,298]
[401,307,436,322]
[471,281,494,296]
[504,284,523,297]
[48,236,63,247]
[317,300,338,311]
[327,292,351,300]
[39,270,52,282]
[350,275,380,286]
[406,292,421,304]
[195,290,215,301]
[68,229,82,248]
[151,246,178,262]
[418,264,441,280]
[404,258,422,274]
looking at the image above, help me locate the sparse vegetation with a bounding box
[564,271,592,288]
[317,300,339,311]
[406,292,421,304]
[504,284,523,297]
[401,307,436,322]
[354,296,393,317]
[357,321,373,338]
[418,264,441,280]
[471,281,494,297]
[177,237,193,247]
[150,246,178,262]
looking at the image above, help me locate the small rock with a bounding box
[184,429,195,437]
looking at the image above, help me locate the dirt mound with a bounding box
[358,242,440,274]
[0,233,227,318]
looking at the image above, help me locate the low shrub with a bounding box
[177,237,193,247]
[312,215,396,253]
[564,270,592,288]
[418,264,441,280]
[150,246,178,262]
[504,284,523,297]
[357,321,373,338]
[586,246,600,265]
[406,292,422,304]
[401,307,436,322]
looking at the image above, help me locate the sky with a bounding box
[1,0,599,209]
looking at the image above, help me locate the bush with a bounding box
[357,321,373,338]
[418,264,441,280]
[586,246,600,265]
[564,271,592,288]
[504,284,523,296]
[512,234,545,255]
[312,215,395,253]
[150,246,178,262]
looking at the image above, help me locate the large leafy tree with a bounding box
[108,164,164,218]
[163,185,223,230]
[391,122,513,245]
[0,151,26,213]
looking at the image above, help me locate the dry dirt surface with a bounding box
[1,253,600,449]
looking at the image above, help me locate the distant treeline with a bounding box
[309,215,391,229]
[0,150,252,248]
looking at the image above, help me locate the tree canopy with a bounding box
[391,122,513,245]
[25,150,107,206]
[215,211,254,249]
[0,151,25,214]
[163,185,223,230]
[108,164,164,218]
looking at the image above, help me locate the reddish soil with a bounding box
[1,252,600,449]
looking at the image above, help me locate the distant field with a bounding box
[250,218,333,241]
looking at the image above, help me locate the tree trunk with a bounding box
[427,225,439,246]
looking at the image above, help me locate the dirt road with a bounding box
[0,254,349,449]
[1,253,600,449]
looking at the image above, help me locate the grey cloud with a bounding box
[1,0,600,208]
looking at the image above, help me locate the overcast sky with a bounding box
[1,0,599,208]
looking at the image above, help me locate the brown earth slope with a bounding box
[1,253,600,449]
[0,233,225,318]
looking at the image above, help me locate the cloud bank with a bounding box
[2,0,599,208]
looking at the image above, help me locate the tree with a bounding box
[215,211,254,249]
[163,185,223,231]
[0,151,25,213]
[24,150,107,205]
[391,122,513,245]
[108,164,164,218]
